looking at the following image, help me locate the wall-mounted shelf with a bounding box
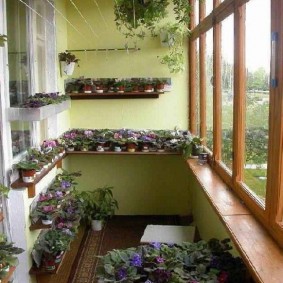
[8,100,71,121]
[11,156,64,198]
[66,151,180,155]
[29,252,66,275]
[69,92,164,100]
[29,219,52,231]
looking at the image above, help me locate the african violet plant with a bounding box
[96,239,246,283]
[21,92,70,108]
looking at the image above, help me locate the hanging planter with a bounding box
[60,61,76,76]
[58,52,80,76]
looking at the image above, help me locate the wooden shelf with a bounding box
[29,252,66,275]
[29,218,52,231]
[69,91,164,99]
[11,155,64,198]
[66,150,181,155]
[1,266,16,283]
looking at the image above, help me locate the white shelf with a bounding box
[7,100,71,121]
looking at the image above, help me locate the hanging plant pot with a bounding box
[60,61,75,76]
[91,219,103,231]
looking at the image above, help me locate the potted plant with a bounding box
[181,136,203,160]
[0,233,24,279]
[33,229,72,270]
[96,238,246,283]
[141,79,154,93]
[115,80,126,93]
[113,0,169,39]
[76,186,118,231]
[154,78,167,92]
[15,160,40,183]
[58,52,80,76]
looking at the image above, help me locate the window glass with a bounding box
[206,0,213,17]
[205,29,213,150]
[195,2,199,26]
[243,0,270,204]
[221,15,234,170]
[7,0,31,157]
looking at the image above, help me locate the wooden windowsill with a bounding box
[187,159,283,283]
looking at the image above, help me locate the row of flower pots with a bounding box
[31,170,82,271]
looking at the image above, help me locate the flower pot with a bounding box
[91,219,103,231]
[156,83,165,92]
[117,86,125,93]
[127,143,137,152]
[144,84,153,93]
[42,218,52,225]
[60,61,75,76]
[22,169,36,183]
[67,146,75,152]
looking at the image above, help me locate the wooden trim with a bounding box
[187,159,283,283]
[212,6,222,161]
[191,0,251,40]
[199,1,206,140]
[265,0,283,245]
[66,151,181,156]
[232,2,245,182]
[189,0,197,134]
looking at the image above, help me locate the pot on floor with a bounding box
[91,219,103,231]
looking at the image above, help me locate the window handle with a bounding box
[271,32,278,88]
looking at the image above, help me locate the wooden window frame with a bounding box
[189,0,283,247]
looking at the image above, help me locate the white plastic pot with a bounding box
[60,61,75,76]
[91,219,103,231]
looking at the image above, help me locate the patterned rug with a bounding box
[68,225,106,283]
[68,215,180,283]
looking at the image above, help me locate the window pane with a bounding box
[11,121,31,157]
[205,29,213,150]
[206,0,213,17]
[7,0,31,157]
[244,0,270,204]
[7,0,30,106]
[221,15,234,171]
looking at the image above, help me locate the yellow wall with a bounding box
[65,155,191,215]
[63,0,188,130]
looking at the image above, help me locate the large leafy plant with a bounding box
[114,0,169,39]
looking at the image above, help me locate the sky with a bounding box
[203,0,271,72]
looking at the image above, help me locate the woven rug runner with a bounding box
[68,215,180,283]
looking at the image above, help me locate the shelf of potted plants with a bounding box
[11,146,65,198]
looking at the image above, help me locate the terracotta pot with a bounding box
[127,143,137,152]
[22,169,36,183]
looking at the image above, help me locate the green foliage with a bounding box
[0,35,7,47]
[75,186,118,223]
[58,52,79,64]
[114,0,169,39]
[96,238,246,283]
[15,160,40,171]
[0,233,24,277]
[34,229,72,256]
[0,184,10,198]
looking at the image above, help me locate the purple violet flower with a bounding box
[130,253,142,267]
[84,130,93,137]
[151,242,161,249]
[155,256,165,264]
[116,267,127,280]
[61,180,71,189]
